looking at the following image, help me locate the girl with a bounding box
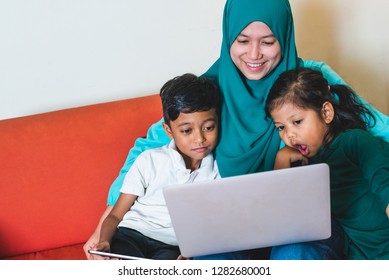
[266,67,389,259]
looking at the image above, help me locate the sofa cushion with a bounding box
[2,244,86,260]
[0,94,162,259]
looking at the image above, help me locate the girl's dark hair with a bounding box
[160,73,221,126]
[265,68,376,146]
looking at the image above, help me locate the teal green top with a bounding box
[107,0,389,205]
[310,129,389,259]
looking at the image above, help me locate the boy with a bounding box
[92,73,221,259]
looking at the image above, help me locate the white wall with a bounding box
[1,0,388,120]
[0,0,224,120]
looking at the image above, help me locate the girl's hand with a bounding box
[274,146,308,170]
[177,255,191,260]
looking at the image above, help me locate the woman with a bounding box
[84,0,389,259]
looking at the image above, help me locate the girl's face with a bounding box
[230,21,282,80]
[270,102,334,158]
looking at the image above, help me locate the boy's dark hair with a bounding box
[160,73,221,126]
[265,67,376,146]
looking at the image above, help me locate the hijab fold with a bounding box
[203,0,303,177]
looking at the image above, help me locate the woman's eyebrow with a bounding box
[236,33,276,39]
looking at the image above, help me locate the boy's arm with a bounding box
[93,193,137,253]
[84,118,169,259]
[95,150,149,254]
[107,118,170,206]
[84,205,113,259]
[303,60,389,142]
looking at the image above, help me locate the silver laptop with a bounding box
[163,163,331,258]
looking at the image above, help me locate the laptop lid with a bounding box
[163,163,331,258]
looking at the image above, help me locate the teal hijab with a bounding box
[204,0,303,177]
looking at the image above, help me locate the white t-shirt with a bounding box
[119,140,220,245]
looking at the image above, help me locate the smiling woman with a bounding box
[230,22,282,81]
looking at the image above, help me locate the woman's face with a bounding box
[230,21,282,80]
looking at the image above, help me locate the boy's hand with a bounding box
[90,241,111,260]
[386,204,389,219]
[274,146,308,170]
[83,231,100,259]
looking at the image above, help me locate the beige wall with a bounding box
[291,0,389,114]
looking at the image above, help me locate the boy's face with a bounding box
[163,109,218,171]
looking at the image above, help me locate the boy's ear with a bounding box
[321,101,335,124]
[162,122,173,139]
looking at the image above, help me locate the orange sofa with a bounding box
[0,94,162,260]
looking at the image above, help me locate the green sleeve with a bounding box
[350,131,389,210]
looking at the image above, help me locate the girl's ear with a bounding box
[321,101,335,124]
[162,122,173,139]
